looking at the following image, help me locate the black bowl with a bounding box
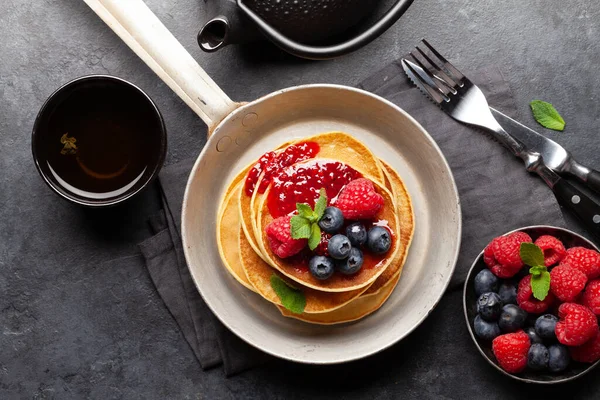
[32,75,167,207]
[463,225,600,384]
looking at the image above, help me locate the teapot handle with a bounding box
[236,0,415,60]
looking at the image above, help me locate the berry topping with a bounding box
[345,222,367,247]
[534,314,558,341]
[318,206,344,234]
[477,292,503,322]
[498,304,528,333]
[335,178,384,220]
[517,275,555,314]
[555,303,599,346]
[562,246,600,279]
[492,330,531,373]
[367,226,392,255]
[266,215,307,258]
[474,315,501,341]
[336,247,364,275]
[484,232,532,278]
[525,326,543,344]
[527,343,549,371]
[569,330,600,363]
[308,256,335,280]
[582,279,600,315]
[550,263,588,302]
[313,232,332,257]
[498,281,518,305]
[548,344,570,372]
[534,235,566,266]
[327,234,352,260]
[474,269,499,297]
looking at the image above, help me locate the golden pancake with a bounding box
[216,181,256,292]
[256,159,400,293]
[239,227,370,313]
[363,160,415,295]
[278,273,399,324]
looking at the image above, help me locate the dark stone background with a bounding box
[2,0,600,398]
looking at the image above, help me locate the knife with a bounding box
[404,60,600,195]
[490,108,600,195]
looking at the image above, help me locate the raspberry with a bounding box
[491,330,530,373]
[517,275,555,313]
[335,178,384,220]
[265,215,307,258]
[582,280,600,315]
[484,232,532,278]
[556,303,599,346]
[570,330,600,363]
[550,264,588,302]
[313,232,332,256]
[534,235,566,266]
[562,247,600,279]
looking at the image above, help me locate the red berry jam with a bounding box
[244,141,320,196]
[266,159,362,219]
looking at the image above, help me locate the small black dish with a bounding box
[463,225,600,384]
[32,75,167,207]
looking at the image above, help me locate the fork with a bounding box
[401,40,600,242]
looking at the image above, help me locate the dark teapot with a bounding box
[198,0,415,60]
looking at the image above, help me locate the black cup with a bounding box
[32,75,167,207]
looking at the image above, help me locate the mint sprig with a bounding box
[290,189,327,250]
[520,242,550,301]
[270,274,306,314]
[530,100,565,131]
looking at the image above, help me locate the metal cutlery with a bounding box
[401,39,600,242]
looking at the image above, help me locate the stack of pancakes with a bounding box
[217,132,414,324]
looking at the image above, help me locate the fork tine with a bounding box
[409,50,456,95]
[401,58,448,104]
[413,46,459,91]
[421,39,465,82]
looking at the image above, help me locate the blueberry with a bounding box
[477,292,503,321]
[535,314,558,341]
[498,304,528,332]
[527,343,550,371]
[367,226,391,254]
[473,315,501,341]
[318,207,344,234]
[336,247,364,275]
[327,234,352,259]
[548,344,570,373]
[474,269,499,296]
[309,256,335,280]
[525,326,543,344]
[498,282,518,305]
[345,222,367,246]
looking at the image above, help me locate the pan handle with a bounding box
[83,0,239,132]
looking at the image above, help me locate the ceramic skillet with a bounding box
[85,0,462,364]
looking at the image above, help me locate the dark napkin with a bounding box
[138,62,565,377]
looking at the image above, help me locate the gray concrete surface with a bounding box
[2,0,600,398]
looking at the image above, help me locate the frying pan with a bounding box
[84,0,462,364]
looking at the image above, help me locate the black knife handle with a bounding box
[552,177,600,242]
[586,169,600,196]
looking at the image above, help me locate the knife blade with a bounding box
[402,60,600,195]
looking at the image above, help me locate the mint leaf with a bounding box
[314,188,327,220]
[529,265,546,277]
[290,215,311,239]
[520,242,545,267]
[530,100,565,131]
[531,270,551,301]
[296,203,314,219]
[308,223,321,251]
[270,275,306,314]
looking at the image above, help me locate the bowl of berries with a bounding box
[463,225,600,384]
